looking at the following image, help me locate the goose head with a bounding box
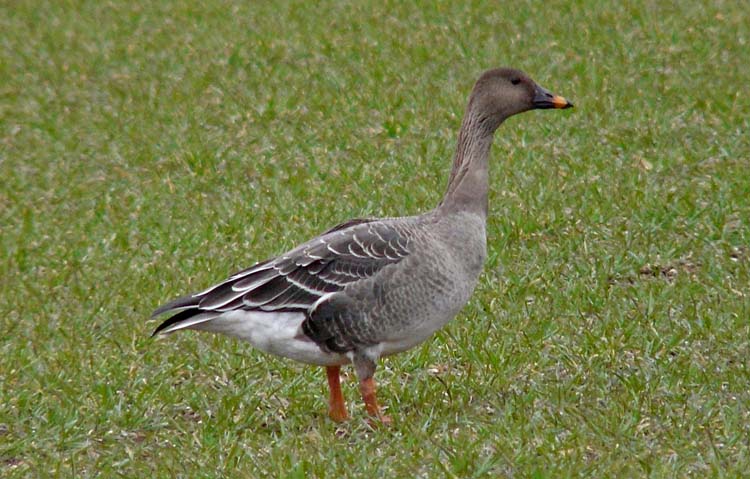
[468,68,573,131]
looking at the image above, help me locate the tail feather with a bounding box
[152,294,201,318]
[152,309,219,336]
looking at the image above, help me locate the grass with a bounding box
[2,0,749,476]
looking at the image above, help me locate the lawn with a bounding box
[2,0,749,477]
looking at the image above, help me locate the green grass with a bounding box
[2,0,749,476]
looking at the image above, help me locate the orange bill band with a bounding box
[551,95,572,109]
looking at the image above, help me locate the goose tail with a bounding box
[151,294,218,336]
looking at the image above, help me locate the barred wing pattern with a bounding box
[152,219,411,335]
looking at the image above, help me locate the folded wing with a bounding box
[152,218,411,335]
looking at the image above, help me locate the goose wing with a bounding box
[152,218,411,334]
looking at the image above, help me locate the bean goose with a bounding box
[152,68,572,424]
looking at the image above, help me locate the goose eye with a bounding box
[511,78,521,85]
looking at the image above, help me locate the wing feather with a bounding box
[242,275,294,306]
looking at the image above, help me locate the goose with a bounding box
[151,68,572,424]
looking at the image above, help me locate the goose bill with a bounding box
[532,84,573,109]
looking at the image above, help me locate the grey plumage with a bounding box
[151,67,572,422]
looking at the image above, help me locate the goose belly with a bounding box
[375,266,481,357]
[378,301,465,356]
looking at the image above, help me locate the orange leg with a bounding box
[359,377,392,425]
[326,366,348,422]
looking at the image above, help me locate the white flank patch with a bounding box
[190,310,347,366]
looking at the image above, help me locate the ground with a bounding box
[1,0,749,477]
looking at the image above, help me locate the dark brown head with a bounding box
[468,68,573,131]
